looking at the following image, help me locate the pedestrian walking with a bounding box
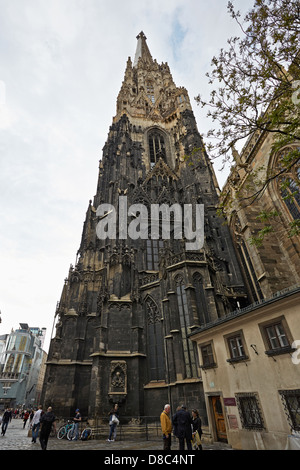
[160,404,172,450]
[107,404,119,442]
[172,405,193,450]
[39,406,56,450]
[29,410,34,427]
[1,408,12,436]
[23,410,29,429]
[191,409,203,450]
[73,408,82,441]
[31,405,44,444]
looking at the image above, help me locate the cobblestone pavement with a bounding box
[0,419,233,452]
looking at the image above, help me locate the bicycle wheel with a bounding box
[57,426,67,439]
[81,427,92,440]
[67,424,76,440]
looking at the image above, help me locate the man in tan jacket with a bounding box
[160,404,172,450]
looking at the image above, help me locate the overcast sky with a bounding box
[0,0,254,352]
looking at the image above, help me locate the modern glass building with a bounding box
[0,324,47,410]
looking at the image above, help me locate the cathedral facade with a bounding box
[221,130,300,300]
[41,32,248,419]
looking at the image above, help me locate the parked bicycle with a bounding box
[68,421,93,441]
[80,423,92,441]
[57,420,75,440]
[67,422,79,441]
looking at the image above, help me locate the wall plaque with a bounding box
[228,414,239,429]
[224,397,236,406]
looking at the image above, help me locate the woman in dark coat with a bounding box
[192,409,203,450]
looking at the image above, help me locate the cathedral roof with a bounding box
[133,31,153,67]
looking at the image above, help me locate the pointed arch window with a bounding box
[279,170,300,220]
[231,213,263,302]
[148,131,166,168]
[276,147,300,220]
[146,81,155,104]
[175,275,197,378]
[193,273,210,325]
[146,239,164,270]
[145,297,165,381]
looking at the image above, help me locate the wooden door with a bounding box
[211,396,227,442]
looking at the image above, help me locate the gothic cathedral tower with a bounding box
[42,33,248,419]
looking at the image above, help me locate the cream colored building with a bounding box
[190,285,300,450]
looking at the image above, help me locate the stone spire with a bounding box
[133,31,153,67]
[41,32,248,421]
